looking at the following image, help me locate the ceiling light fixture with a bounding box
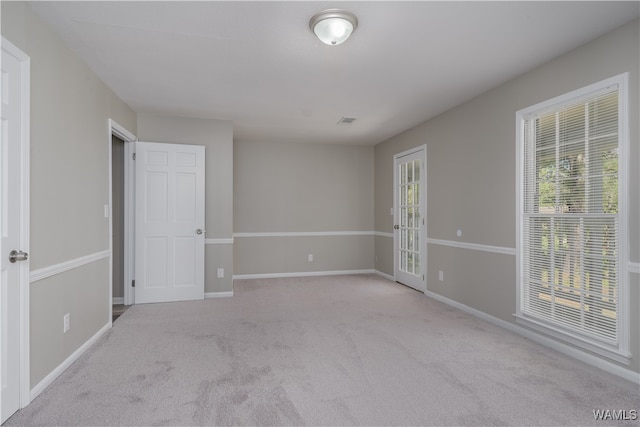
[309,9,358,46]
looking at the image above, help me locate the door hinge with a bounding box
[132,152,136,160]
[131,280,135,287]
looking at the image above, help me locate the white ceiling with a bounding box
[29,1,639,146]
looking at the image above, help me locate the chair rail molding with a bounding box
[233,231,375,238]
[427,238,516,256]
[30,250,111,283]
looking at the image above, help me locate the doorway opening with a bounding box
[111,134,131,322]
[112,134,125,308]
[109,119,136,313]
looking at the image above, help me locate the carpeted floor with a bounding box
[5,274,638,426]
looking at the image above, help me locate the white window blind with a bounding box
[518,77,628,359]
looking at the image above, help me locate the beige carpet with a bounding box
[6,274,638,426]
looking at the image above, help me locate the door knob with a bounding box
[393,224,400,230]
[9,250,28,263]
[196,229,204,235]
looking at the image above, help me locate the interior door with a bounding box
[394,146,426,292]
[1,39,29,424]
[134,142,205,304]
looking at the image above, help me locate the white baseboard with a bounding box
[205,291,234,298]
[423,290,640,384]
[30,322,111,401]
[233,269,376,280]
[374,270,394,281]
[112,297,124,305]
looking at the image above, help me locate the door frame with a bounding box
[393,144,427,292]
[1,36,31,414]
[108,119,136,309]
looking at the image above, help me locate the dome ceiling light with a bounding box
[309,9,358,46]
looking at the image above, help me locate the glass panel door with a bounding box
[394,147,426,291]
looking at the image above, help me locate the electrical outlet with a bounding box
[439,271,444,282]
[217,268,224,278]
[308,254,313,262]
[63,313,70,333]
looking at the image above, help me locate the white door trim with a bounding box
[393,145,427,292]
[1,36,31,414]
[108,119,136,309]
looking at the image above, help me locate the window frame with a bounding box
[515,73,630,364]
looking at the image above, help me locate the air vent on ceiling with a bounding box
[337,117,357,125]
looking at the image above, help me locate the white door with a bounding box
[1,39,30,424]
[394,146,426,292]
[134,142,205,304]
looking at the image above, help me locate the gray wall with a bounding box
[374,19,639,373]
[234,141,374,275]
[1,2,137,387]
[137,115,234,294]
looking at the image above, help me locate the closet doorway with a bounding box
[109,119,136,318]
[112,134,126,320]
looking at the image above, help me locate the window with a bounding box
[516,74,629,363]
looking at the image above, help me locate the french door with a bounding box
[394,146,426,292]
[134,142,205,303]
